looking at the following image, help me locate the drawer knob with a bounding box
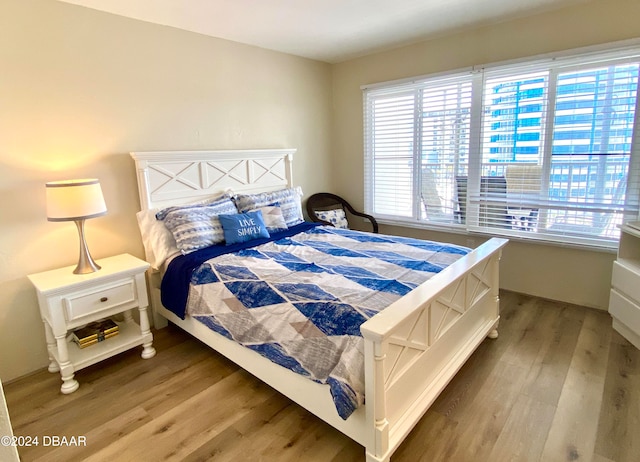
[100,297,108,303]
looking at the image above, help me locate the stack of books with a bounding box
[72,319,119,349]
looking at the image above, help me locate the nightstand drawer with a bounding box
[63,280,137,321]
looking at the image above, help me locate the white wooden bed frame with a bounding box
[130,148,508,461]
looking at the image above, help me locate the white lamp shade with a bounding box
[46,179,107,221]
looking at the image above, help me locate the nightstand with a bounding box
[27,254,155,394]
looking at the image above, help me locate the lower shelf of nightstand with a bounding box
[51,320,148,371]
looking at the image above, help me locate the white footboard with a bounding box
[360,237,507,462]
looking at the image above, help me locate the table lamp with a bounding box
[46,179,107,274]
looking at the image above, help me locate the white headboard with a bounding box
[130,149,296,211]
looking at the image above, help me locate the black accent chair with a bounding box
[306,193,379,233]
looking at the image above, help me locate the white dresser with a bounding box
[609,223,640,349]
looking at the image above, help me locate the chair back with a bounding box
[455,176,509,228]
[421,168,443,218]
[306,193,379,233]
[505,164,542,196]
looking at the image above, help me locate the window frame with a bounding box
[363,40,640,249]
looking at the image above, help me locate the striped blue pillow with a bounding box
[155,192,233,221]
[234,187,303,227]
[159,196,238,253]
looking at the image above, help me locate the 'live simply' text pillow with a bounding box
[218,211,270,245]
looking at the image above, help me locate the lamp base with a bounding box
[73,219,101,274]
[73,258,101,275]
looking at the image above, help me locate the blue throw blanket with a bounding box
[162,224,470,419]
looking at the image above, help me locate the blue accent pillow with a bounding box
[219,211,270,245]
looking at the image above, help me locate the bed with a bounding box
[131,148,508,462]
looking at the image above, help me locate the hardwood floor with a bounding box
[4,291,640,461]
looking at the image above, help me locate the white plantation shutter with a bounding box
[364,73,473,227]
[478,59,640,245]
[473,70,551,234]
[363,42,640,249]
[419,80,472,223]
[544,63,640,244]
[364,91,416,218]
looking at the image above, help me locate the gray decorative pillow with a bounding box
[315,208,349,229]
[234,187,303,227]
[159,196,238,253]
[250,205,288,232]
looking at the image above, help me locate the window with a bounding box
[363,44,640,248]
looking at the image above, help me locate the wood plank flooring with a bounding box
[4,291,640,461]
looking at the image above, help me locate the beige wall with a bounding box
[332,0,640,311]
[0,0,332,381]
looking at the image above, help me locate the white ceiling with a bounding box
[57,0,586,63]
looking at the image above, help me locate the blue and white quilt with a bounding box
[176,225,470,419]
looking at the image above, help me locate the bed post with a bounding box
[364,337,391,462]
[284,151,294,187]
[133,158,152,212]
[131,155,168,329]
[487,247,503,339]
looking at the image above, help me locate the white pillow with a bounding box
[136,208,179,270]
